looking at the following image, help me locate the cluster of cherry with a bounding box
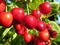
[0,0,57,45]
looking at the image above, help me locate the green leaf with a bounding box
[2,26,13,38]
[29,0,44,10]
[44,0,54,2]
[12,33,17,40]
[0,44,3,45]
[50,2,59,10]
[28,29,38,36]
[55,33,60,42]
[58,4,60,13]
[49,21,60,33]
[50,2,59,14]
[11,35,24,45]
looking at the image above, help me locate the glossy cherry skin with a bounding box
[37,40,46,45]
[39,30,50,41]
[0,1,6,12]
[39,2,51,14]
[0,0,4,3]
[33,35,39,43]
[24,15,37,29]
[46,23,52,31]
[47,40,51,45]
[36,21,47,31]
[0,12,13,27]
[23,32,32,43]
[33,36,46,45]
[50,31,57,38]
[31,10,41,19]
[14,23,26,35]
[11,8,25,23]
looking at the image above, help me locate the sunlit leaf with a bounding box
[49,21,60,33]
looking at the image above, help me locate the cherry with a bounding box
[39,30,50,41]
[33,36,46,45]
[0,12,13,27]
[14,23,26,35]
[24,15,37,29]
[50,31,57,38]
[23,32,32,43]
[36,21,47,31]
[0,0,3,3]
[47,40,51,45]
[39,2,51,14]
[36,40,46,45]
[0,1,6,12]
[46,23,52,31]
[33,36,39,43]
[11,8,25,23]
[31,10,41,19]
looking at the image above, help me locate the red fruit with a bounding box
[36,21,47,31]
[47,40,51,44]
[0,1,6,12]
[51,31,57,38]
[11,8,24,23]
[24,32,32,43]
[31,10,41,19]
[37,40,46,45]
[33,36,39,43]
[24,15,37,29]
[46,23,52,30]
[33,36,46,45]
[39,2,51,14]
[0,12,13,27]
[47,40,51,45]
[14,23,26,35]
[39,30,50,41]
[0,0,3,3]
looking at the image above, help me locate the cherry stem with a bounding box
[27,3,29,15]
[6,0,8,12]
[6,5,7,12]
[25,0,29,15]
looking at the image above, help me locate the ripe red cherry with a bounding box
[33,36,46,45]
[0,12,13,27]
[39,30,50,41]
[14,23,26,35]
[33,36,39,43]
[39,2,51,14]
[51,31,57,38]
[11,8,24,23]
[47,40,51,45]
[23,32,32,43]
[0,0,3,3]
[46,23,52,31]
[37,40,46,45]
[36,21,47,31]
[31,10,41,19]
[24,15,37,29]
[0,1,6,12]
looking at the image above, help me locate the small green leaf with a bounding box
[11,35,24,45]
[2,26,13,38]
[50,2,59,10]
[0,44,3,45]
[28,29,38,36]
[49,21,60,33]
[29,0,44,10]
[12,33,17,40]
[50,2,59,14]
